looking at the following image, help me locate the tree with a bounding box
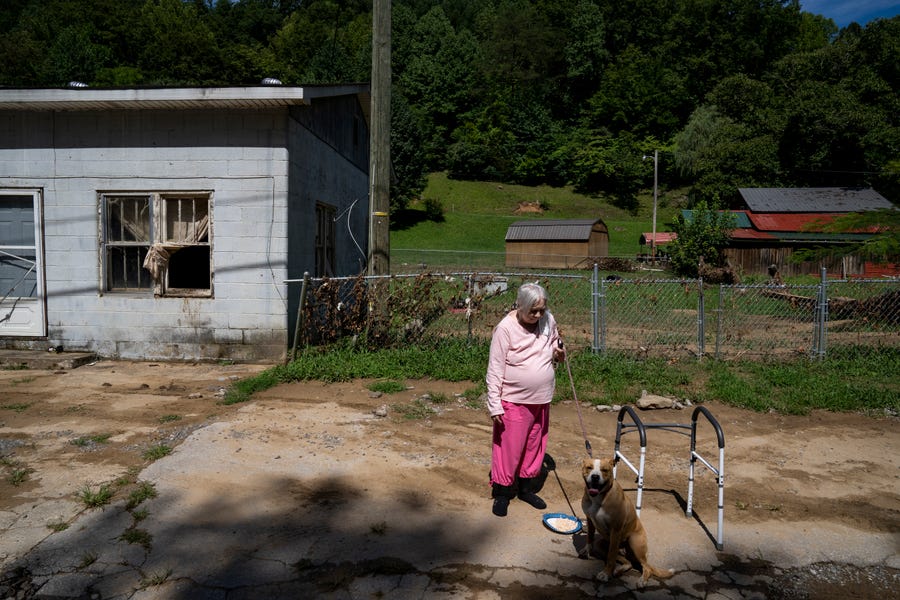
[474,0,563,91]
[585,45,691,141]
[394,6,480,169]
[135,0,223,84]
[446,99,517,181]
[668,201,736,277]
[41,25,113,84]
[268,0,370,84]
[389,92,428,213]
[562,0,609,101]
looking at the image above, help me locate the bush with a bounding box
[423,197,445,222]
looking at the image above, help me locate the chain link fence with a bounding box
[289,269,900,360]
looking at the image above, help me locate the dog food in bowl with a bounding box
[542,513,582,534]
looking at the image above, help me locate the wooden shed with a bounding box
[505,218,608,269]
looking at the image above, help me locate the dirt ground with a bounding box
[1,359,899,598]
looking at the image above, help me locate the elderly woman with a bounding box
[486,282,565,517]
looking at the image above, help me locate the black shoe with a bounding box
[517,491,546,510]
[492,496,510,517]
[517,477,547,510]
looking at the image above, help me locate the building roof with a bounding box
[730,229,778,241]
[681,208,877,245]
[639,232,677,245]
[746,212,840,232]
[505,219,605,242]
[0,84,370,111]
[738,188,893,213]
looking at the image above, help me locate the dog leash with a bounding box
[559,339,593,458]
[551,466,581,519]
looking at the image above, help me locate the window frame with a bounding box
[315,202,336,277]
[100,191,213,298]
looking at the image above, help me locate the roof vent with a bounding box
[67,81,89,88]
[261,77,283,86]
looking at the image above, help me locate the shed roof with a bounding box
[505,219,604,242]
[738,188,893,213]
[639,232,677,245]
[0,84,369,111]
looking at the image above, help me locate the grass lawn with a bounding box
[390,173,684,265]
[233,341,900,416]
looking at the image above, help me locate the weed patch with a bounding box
[139,569,172,588]
[142,444,172,461]
[6,464,33,486]
[78,552,98,569]
[131,508,149,521]
[125,481,158,510]
[367,380,407,394]
[425,391,451,404]
[392,399,435,420]
[79,484,114,508]
[71,433,112,447]
[120,527,152,549]
[47,521,69,532]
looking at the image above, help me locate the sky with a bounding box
[800,0,900,28]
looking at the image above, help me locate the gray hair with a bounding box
[516,282,548,312]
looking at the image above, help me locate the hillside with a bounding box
[389,173,683,270]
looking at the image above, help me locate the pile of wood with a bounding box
[761,288,900,325]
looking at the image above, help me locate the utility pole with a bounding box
[368,0,391,276]
[651,149,658,263]
[643,150,659,263]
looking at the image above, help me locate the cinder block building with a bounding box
[0,84,370,361]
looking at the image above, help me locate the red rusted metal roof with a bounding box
[747,212,840,232]
[639,232,677,245]
[730,229,778,240]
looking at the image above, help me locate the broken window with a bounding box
[101,192,212,296]
[315,203,336,277]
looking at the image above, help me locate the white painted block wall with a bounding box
[1,109,294,361]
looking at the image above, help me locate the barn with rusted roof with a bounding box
[504,218,608,269]
[725,188,897,277]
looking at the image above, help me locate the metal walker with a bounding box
[613,405,725,550]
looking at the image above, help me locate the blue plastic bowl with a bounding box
[542,512,583,534]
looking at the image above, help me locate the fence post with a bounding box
[600,272,608,353]
[697,278,705,358]
[467,273,475,344]
[591,263,599,352]
[813,266,828,359]
[715,284,724,359]
[290,271,310,362]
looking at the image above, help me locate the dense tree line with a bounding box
[1,0,897,212]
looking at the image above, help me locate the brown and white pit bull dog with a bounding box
[580,457,674,587]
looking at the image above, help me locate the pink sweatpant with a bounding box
[490,400,549,486]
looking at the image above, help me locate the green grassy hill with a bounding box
[389,173,682,270]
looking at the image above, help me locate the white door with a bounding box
[0,190,46,337]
